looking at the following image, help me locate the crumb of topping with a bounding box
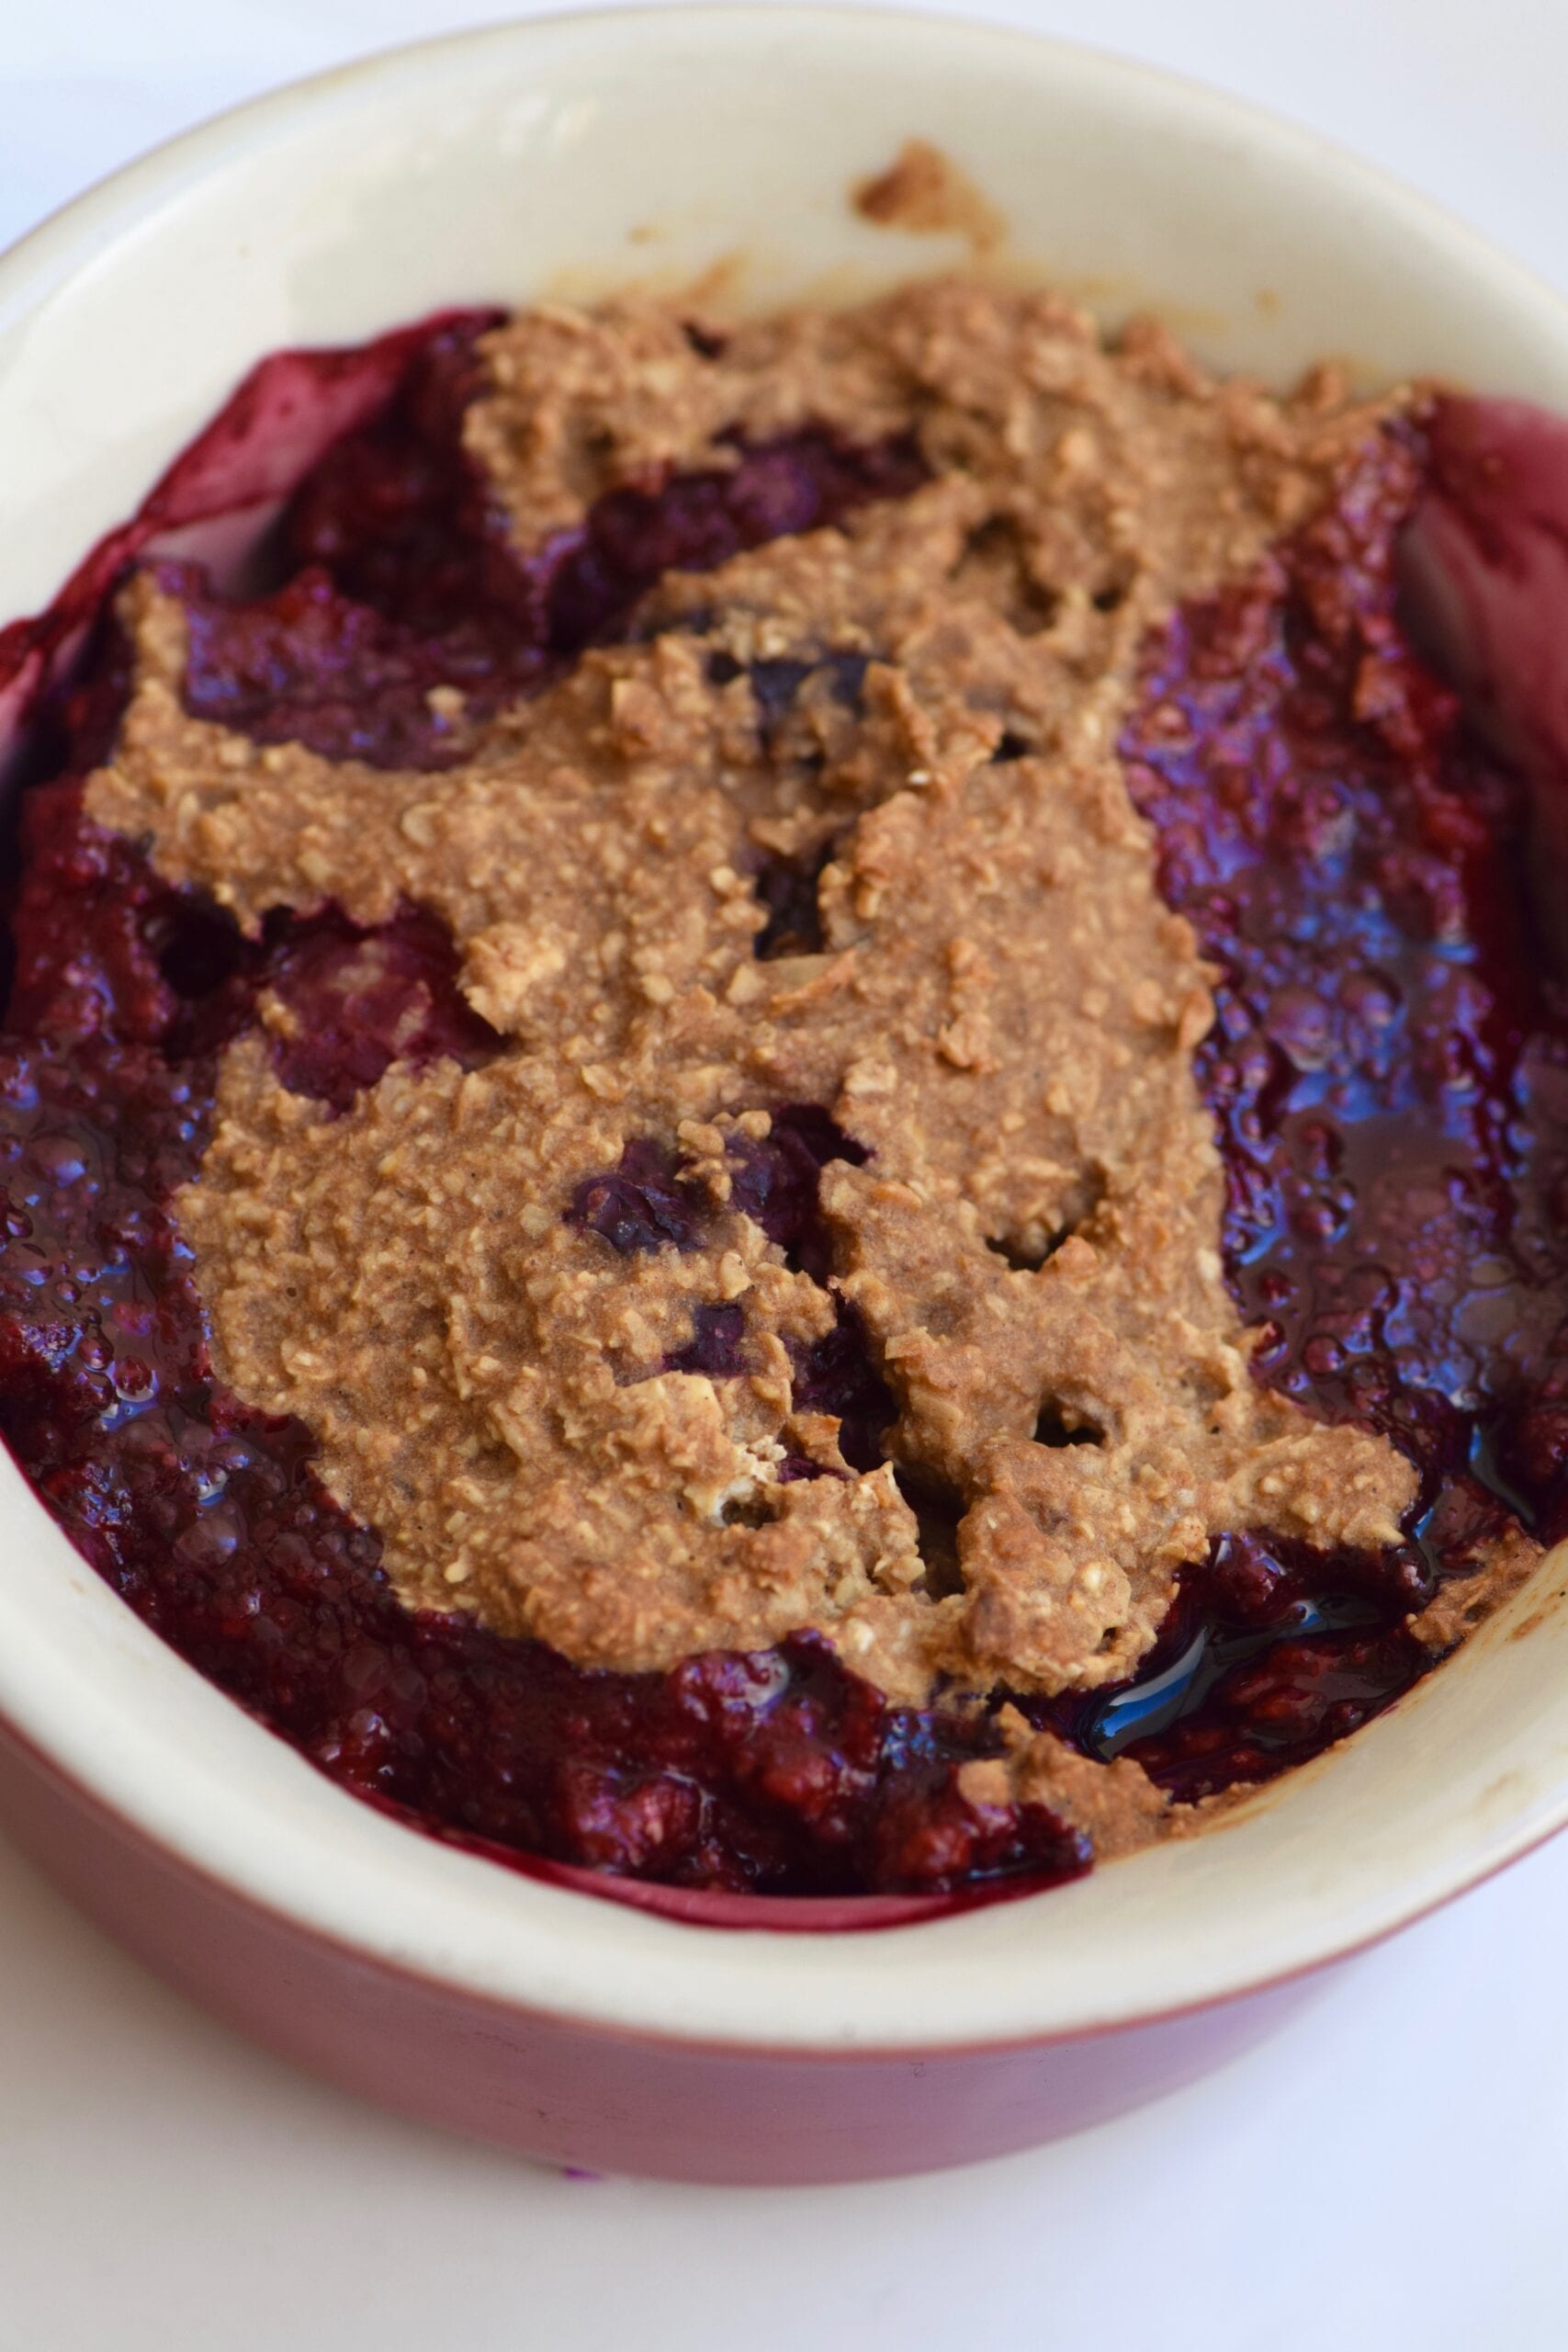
[852,139,1007,254]
[961,1706,1172,1858]
[1409,1521,1542,1651]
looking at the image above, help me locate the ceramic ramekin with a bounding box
[4,6,1568,2187]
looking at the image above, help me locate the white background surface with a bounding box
[3,4,1567,2346]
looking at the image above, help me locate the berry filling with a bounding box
[1,310,1564,1906]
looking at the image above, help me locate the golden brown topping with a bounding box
[86,282,1419,1736]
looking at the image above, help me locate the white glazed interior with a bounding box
[4,6,1568,2055]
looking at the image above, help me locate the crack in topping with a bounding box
[84,279,1418,1712]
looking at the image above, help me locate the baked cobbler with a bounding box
[1,278,1561,1901]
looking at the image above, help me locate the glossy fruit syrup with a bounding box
[1,320,1563,1904]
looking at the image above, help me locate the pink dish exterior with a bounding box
[0,1717,1318,2184]
[7,9,1568,2184]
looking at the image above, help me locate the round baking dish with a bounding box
[3,6,1568,2186]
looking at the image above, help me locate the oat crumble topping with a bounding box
[84,280,1442,1835]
